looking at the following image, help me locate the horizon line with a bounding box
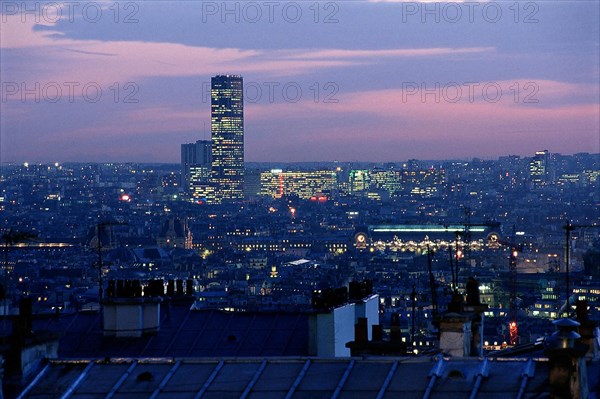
[4,152,599,166]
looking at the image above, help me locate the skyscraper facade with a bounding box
[181,140,211,194]
[211,75,244,203]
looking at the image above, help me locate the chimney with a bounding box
[13,298,33,342]
[440,277,488,357]
[545,318,590,399]
[354,317,368,343]
[167,280,175,297]
[390,313,402,342]
[176,280,184,296]
[352,283,378,341]
[6,298,59,383]
[439,312,471,357]
[575,300,598,359]
[465,277,480,306]
[308,292,354,357]
[186,279,194,296]
[103,279,162,338]
[372,324,383,341]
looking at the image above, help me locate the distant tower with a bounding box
[181,140,211,194]
[529,150,549,189]
[157,217,192,249]
[211,75,244,203]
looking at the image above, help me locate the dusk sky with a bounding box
[1,0,598,163]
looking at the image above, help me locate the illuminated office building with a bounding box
[370,168,402,195]
[190,166,214,203]
[529,150,549,189]
[349,170,370,195]
[211,75,244,203]
[181,140,211,194]
[259,169,337,199]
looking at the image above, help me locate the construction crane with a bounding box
[458,206,502,270]
[563,220,600,316]
[508,245,519,345]
[446,220,516,342]
[488,225,520,345]
[426,241,438,318]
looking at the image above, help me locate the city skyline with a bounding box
[6,149,600,166]
[1,1,599,162]
[1,2,599,392]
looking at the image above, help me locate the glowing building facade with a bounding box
[259,169,337,199]
[181,140,211,195]
[211,75,244,203]
[529,150,549,189]
[349,170,370,195]
[344,167,444,198]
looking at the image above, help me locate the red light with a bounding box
[310,196,317,201]
[318,196,327,202]
[120,194,130,202]
[509,321,519,345]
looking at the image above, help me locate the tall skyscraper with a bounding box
[211,75,244,203]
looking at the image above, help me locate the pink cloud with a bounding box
[1,12,498,93]
[286,47,495,59]
[2,11,597,162]
[241,81,599,161]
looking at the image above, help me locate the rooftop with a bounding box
[28,307,309,358]
[16,356,600,399]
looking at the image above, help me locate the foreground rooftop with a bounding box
[16,356,600,399]
[28,308,309,358]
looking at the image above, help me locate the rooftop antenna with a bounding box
[426,240,437,318]
[453,231,462,293]
[448,242,455,292]
[462,206,472,267]
[411,284,417,346]
[509,225,518,345]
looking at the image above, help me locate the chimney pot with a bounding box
[552,318,581,349]
[372,325,383,341]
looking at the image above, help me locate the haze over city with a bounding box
[1,0,599,163]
